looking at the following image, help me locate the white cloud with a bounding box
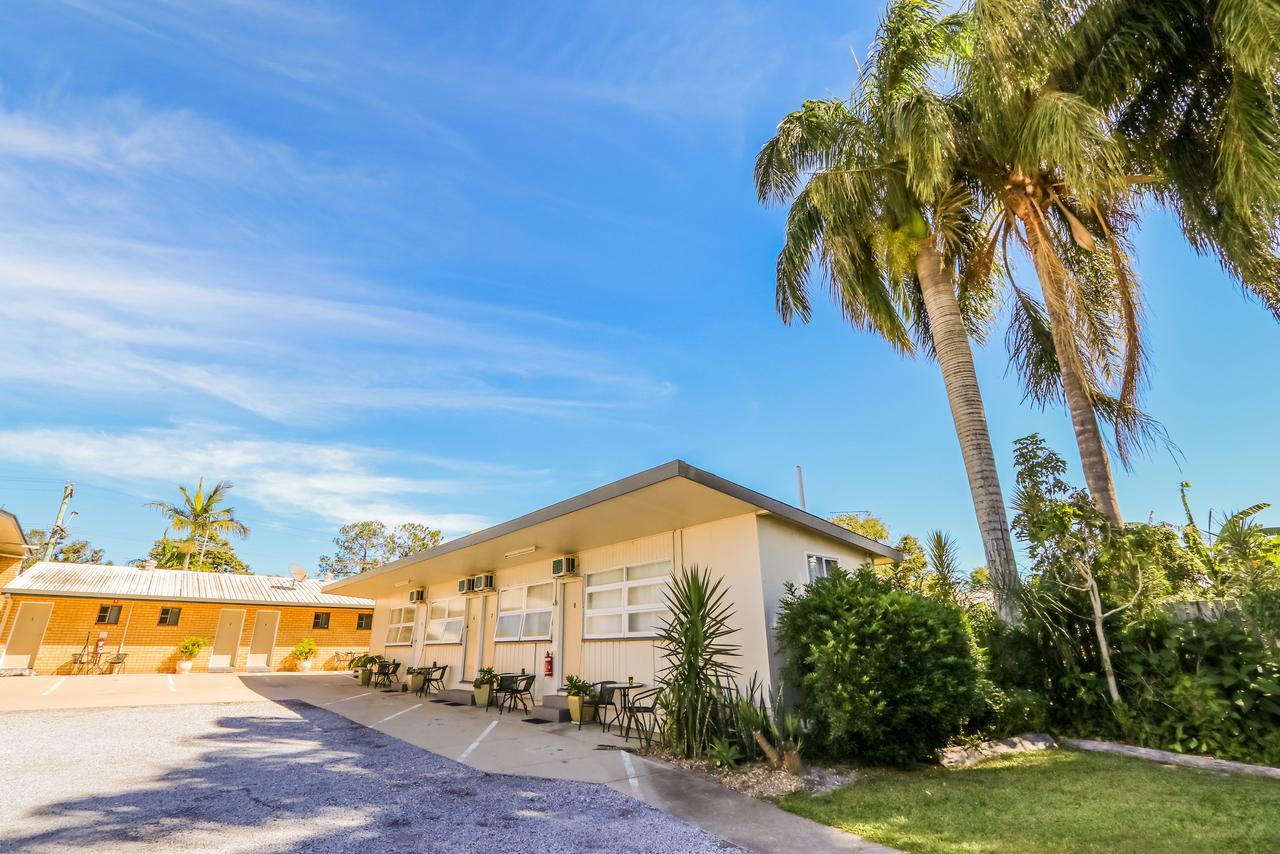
[0,423,504,535]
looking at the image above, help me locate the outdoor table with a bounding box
[610,682,646,734]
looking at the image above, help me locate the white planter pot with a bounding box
[298,658,314,672]
[176,659,194,674]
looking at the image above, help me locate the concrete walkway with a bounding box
[0,672,890,852]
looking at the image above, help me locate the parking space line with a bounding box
[458,720,498,762]
[322,692,372,707]
[41,676,67,696]
[376,704,421,725]
[621,751,641,797]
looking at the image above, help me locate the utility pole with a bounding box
[42,482,75,561]
[795,465,807,512]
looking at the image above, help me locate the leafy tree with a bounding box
[756,0,1019,619]
[319,520,444,577]
[138,532,249,574]
[829,512,891,543]
[23,530,108,568]
[881,533,928,593]
[1179,483,1280,598]
[146,479,250,571]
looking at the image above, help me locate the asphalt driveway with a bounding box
[0,699,728,853]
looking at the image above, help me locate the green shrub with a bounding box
[1118,614,1280,765]
[564,674,597,701]
[177,636,209,660]
[777,567,978,765]
[292,637,318,660]
[708,737,744,769]
[472,666,497,688]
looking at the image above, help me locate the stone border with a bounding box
[1062,738,1280,780]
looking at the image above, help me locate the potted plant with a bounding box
[292,637,319,671]
[564,674,598,723]
[351,653,385,686]
[472,666,497,707]
[407,666,429,694]
[175,636,208,673]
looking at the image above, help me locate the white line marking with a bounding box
[41,676,67,696]
[166,675,176,693]
[458,720,498,762]
[621,751,641,797]
[322,691,372,707]
[376,704,421,725]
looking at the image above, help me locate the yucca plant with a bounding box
[656,566,741,758]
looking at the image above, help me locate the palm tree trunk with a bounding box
[1019,204,1124,525]
[916,239,1019,621]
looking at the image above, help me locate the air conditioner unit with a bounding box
[408,588,425,604]
[551,556,578,577]
[472,573,495,591]
[458,577,475,594]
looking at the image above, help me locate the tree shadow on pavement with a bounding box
[1,700,725,853]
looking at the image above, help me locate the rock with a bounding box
[940,733,1057,769]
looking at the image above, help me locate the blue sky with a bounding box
[0,1,1275,576]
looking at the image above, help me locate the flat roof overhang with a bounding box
[0,509,27,559]
[323,460,901,600]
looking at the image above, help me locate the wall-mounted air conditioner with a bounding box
[458,577,475,594]
[408,588,426,604]
[551,556,578,577]
[472,573,495,592]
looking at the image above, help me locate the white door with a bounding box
[209,609,246,670]
[246,611,280,670]
[2,601,53,670]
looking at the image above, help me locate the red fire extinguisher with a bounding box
[543,650,553,677]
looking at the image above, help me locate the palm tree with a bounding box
[147,479,250,571]
[924,529,964,605]
[755,0,1020,620]
[951,0,1154,526]
[1053,0,1280,316]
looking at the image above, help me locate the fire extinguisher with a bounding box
[543,650,553,677]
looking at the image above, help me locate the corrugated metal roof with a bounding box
[3,562,373,608]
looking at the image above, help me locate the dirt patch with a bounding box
[650,749,859,800]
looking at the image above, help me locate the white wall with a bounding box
[754,513,876,688]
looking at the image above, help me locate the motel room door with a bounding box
[246,611,280,671]
[2,601,53,670]
[462,594,487,683]
[558,579,583,685]
[209,608,246,671]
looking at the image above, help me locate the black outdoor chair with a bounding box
[622,687,662,748]
[373,660,401,689]
[69,653,89,675]
[500,674,536,715]
[103,653,128,674]
[415,664,448,697]
[595,681,623,733]
[488,674,518,712]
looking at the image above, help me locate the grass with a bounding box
[779,748,1280,853]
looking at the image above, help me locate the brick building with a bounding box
[0,559,374,675]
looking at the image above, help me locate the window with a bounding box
[584,561,672,639]
[157,607,181,626]
[385,606,415,646]
[423,597,465,644]
[494,582,553,642]
[312,612,331,630]
[356,613,373,630]
[806,553,839,583]
[96,604,121,625]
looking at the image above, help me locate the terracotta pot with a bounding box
[176,659,194,674]
[409,673,426,694]
[359,668,373,686]
[474,684,491,707]
[299,658,314,672]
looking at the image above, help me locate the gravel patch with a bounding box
[0,700,729,853]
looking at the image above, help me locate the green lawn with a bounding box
[779,749,1280,853]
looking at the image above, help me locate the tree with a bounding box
[146,479,250,571]
[924,530,964,605]
[319,520,444,578]
[829,512,891,542]
[23,530,107,568]
[137,532,249,574]
[755,0,1020,620]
